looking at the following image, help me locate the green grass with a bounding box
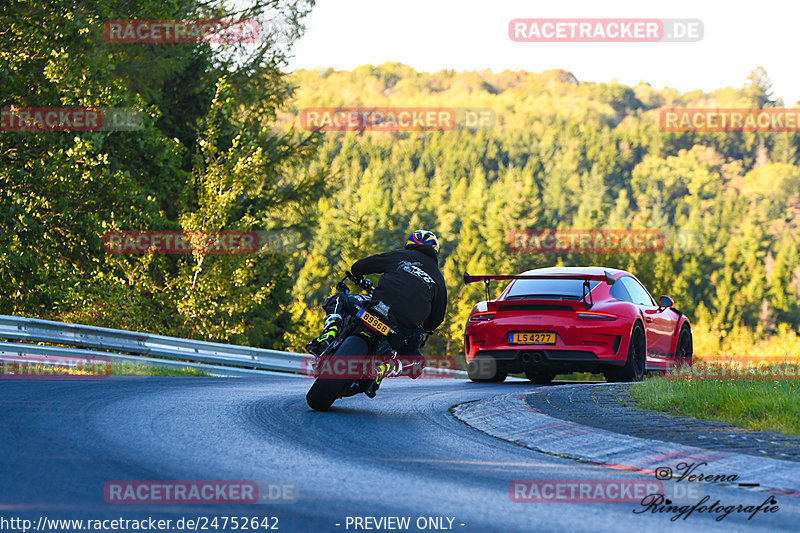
[111,362,211,377]
[629,377,800,435]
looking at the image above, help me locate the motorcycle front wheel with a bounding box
[306,375,350,411]
[306,335,379,411]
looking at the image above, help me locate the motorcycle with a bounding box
[305,272,425,411]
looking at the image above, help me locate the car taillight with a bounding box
[469,312,495,322]
[575,311,618,321]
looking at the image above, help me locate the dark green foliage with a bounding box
[0,0,324,348]
[2,0,797,358]
[286,64,800,355]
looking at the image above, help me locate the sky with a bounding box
[287,0,800,105]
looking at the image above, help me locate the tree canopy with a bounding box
[2,1,798,359]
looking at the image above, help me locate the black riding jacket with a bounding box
[351,244,447,331]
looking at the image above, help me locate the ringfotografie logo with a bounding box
[636,463,778,522]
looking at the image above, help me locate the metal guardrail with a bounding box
[0,314,305,373]
[0,314,466,378]
[0,341,289,377]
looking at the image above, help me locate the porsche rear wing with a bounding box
[463,270,616,310]
[464,271,616,285]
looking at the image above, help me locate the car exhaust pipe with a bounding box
[520,351,545,364]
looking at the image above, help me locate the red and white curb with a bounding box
[451,390,800,497]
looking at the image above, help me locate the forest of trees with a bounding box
[282,64,800,357]
[3,1,799,361]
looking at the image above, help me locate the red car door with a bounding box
[620,277,673,357]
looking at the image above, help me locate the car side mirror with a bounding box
[658,295,674,310]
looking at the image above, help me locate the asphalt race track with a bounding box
[2,377,798,532]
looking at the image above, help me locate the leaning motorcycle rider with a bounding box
[306,230,447,378]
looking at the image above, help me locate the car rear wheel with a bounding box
[604,322,646,383]
[524,369,555,384]
[468,359,508,383]
[674,324,693,369]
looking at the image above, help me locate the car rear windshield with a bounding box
[505,279,600,300]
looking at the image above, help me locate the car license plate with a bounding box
[510,332,556,344]
[357,309,391,335]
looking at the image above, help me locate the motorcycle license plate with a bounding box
[510,332,556,344]
[357,309,391,335]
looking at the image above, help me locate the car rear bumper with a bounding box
[465,315,631,356]
[468,348,627,374]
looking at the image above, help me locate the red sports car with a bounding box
[463,266,692,383]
